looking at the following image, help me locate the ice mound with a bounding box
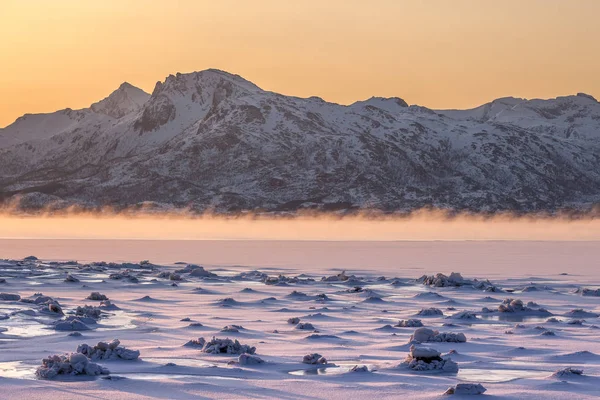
[238,354,264,366]
[202,337,256,355]
[54,317,93,331]
[0,293,21,301]
[417,308,444,317]
[410,328,467,343]
[77,339,140,361]
[448,311,478,320]
[87,292,108,301]
[216,297,239,306]
[362,296,385,303]
[401,345,459,372]
[303,353,327,364]
[551,367,584,378]
[221,325,244,333]
[286,291,309,299]
[444,383,486,395]
[413,292,445,299]
[397,319,424,327]
[305,334,341,340]
[36,353,109,379]
[566,309,599,318]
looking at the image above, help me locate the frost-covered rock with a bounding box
[551,367,584,378]
[75,305,103,320]
[410,328,467,343]
[175,264,217,278]
[188,266,217,278]
[498,298,550,315]
[287,317,300,325]
[321,270,353,282]
[575,288,600,297]
[99,300,119,310]
[184,337,206,348]
[402,345,459,373]
[77,339,140,361]
[87,292,108,301]
[201,337,256,355]
[295,322,315,330]
[157,271,182,281]
[108,271,139,282]
[417,272,466,287]
[444,383,487,395]
[418,273,499,291]
[36,353,109,379]
[417,308,444,317]
[64,274,80,283]
[349,365,369,373]
[238,354,264,366]
[302,353,327,365]
[396,319,424,327]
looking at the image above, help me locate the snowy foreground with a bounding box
[1,251,600,399]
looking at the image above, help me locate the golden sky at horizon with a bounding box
[1,0,599,128]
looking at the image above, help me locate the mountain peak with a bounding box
[150,69,262,98]
[90,82,150,119]
[577,92,598,102]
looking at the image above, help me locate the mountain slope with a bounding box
[1,69,599,213]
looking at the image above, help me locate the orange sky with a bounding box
[1,0,599,128]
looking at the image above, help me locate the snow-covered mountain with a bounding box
[1,69,599,213]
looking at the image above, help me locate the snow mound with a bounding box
[551,367,584,379]
[238,354,264,366]
[417,308,444,317]
[54,317,92,331]
[303,353,327,364]
[444,383,486,395]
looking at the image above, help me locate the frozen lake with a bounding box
[1,239,599,278]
